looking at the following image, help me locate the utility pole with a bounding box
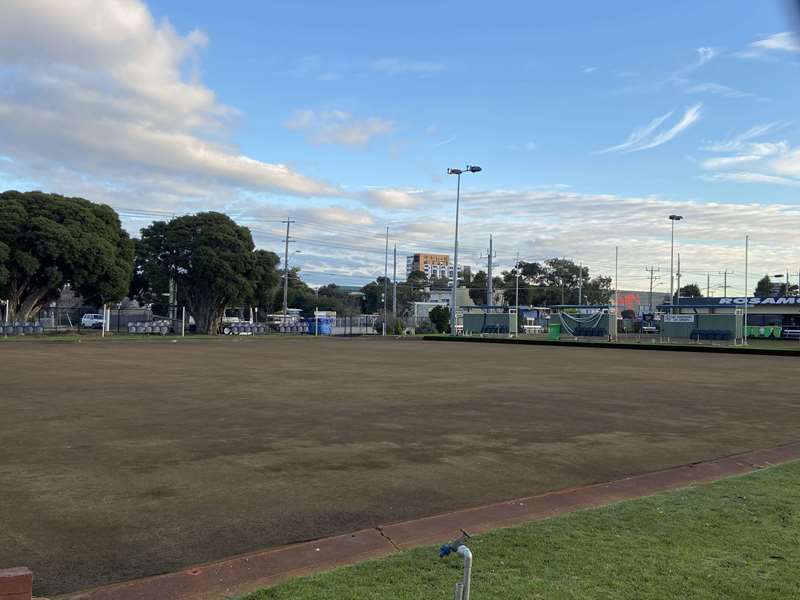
[744,235,749,345]
[282,217,295,320]
[676,253,682,311]
[718,269,734,297]
[383,227,389,336]
[645,266,660,314]
[392,244,397,318]
[707,273,711,298]
[578,262,583,306]
[484,234,496,305]
[515,250,520,332]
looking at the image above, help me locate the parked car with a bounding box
[81,313,104,329]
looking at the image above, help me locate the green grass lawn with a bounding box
[241,461,800,600]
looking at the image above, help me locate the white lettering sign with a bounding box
[663,315,695,323]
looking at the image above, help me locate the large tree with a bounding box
[0,190,133,321]
[136,212,272,334]
[754,275,772,298]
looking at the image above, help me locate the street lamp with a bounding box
[447,165,482,336]
[668,214,683,313]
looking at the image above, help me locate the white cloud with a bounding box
[370,59,446,74]
[362,188,423,209]
[750,32,800,53]
[0,0,339,198]
[432,135,457,148]
[701,155,762,170]
[685,82,755,99]
[675,47,718,75]
[601,104,702,153]
[700,172,800,186]
[285,109,394,146]
[771,149,800,177]
[698,123,800,187]
[583,66,598,74]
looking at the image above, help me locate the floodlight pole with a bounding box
[744,235,749,345]
[669,214,683,314]
[448,165,481,337]
[393,243,397,319]
[383,226,389,336]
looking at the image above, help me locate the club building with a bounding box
[660,295,800,338]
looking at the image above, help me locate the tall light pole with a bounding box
[383,226,389,336]
[669,214,683,313]
[282,217,296,321]
[447,165,481,336]
[744,235,749,345]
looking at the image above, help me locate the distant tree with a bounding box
[468,270,488,304]
[249,250,281,310]
[428,305,450,333]
[583,275,613,305]
[407,270,428,288]
[754,275,772,297]
[137,212,259,334]
[674,283,703,301]
[360,277,389,314]
[0,190,133,321]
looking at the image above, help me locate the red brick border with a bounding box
[63,442,800,600]
[0,567,32,600]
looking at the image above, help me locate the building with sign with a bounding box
[405,253,471,282]
[659,296,800,339]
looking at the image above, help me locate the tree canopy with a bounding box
[499,258,611,306]
[676,283,703,300]
[135,212,280,334]
[0,190,133,321]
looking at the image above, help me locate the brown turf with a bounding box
[1,337,799,596]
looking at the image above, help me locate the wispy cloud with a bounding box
[684,82,756,99]
[739,32,800,58]
[698,122,800,187]
[370,58,446,75]
[431,135,457,148]
[583,66,598,74]
[285,109,394,146]
[600,104,702,153]
[700,172,800,186]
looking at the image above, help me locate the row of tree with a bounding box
[14,191,786,334]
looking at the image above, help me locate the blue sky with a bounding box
[2,1,800,293]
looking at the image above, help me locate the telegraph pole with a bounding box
[383,227,389,336]
[282,217,296,320]
[392,244,397,318]
[718,269,734,297]
[645,266,660,313]
[707,273,711,298]
[515,250,520,324]
[484,234,495,305]
[676,253,682,310]
[578,262,583,306]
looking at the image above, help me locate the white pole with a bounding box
[101,304,106,338]
[744,235,749,346]
[450,172,461,337]
[614,246,619,341]
[181,306,186,337]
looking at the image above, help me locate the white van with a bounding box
[81,313,104,329]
